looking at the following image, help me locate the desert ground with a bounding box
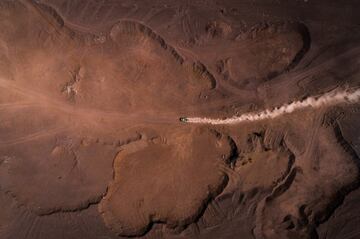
[0,0,360,238]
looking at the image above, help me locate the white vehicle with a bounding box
[179,117,188,123]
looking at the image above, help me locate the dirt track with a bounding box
[0,0,360,239]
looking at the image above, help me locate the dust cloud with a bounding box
[187,88,360,125]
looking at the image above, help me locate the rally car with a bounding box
[179,117,188,123]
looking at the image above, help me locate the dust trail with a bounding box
[187,88,360,125]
